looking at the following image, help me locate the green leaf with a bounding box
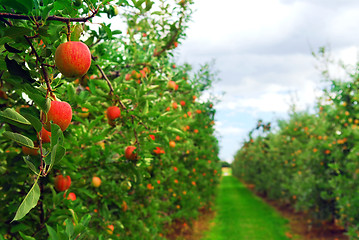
[23,156,39,175]
[19,232,36,240]
[100,24,112,39]
[50,144,66,167]
[5,55,34,83]
[0,108,32,129]
[41,3,54,20]
[4,43,22,53]
[22,85,50,113]
[3,26,32,39]
[22,113,42,133]
[166,126,185,137]
[12,181,40,222]
[51,123,64,148]
[3,131,34,148]
[65,218,74,237]
[46,224,59,240]
[135,0,145,8]
[79,214,91,226]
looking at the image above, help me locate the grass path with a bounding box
[202,176,291,240]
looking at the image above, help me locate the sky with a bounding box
[176,0,359,163]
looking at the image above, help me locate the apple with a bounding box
[143,67,150,74]
[106,225,114,235]
[22,146,38,156]
[92,176,101,188]
[55,41,91,78]
[78,107,89,118]
[106,106,121,121]
[40,127,51,143]
[169,141,176,148]
[64,192,76,201]
[172,102,178,110]
[125,73,131,81]
[44,101,72,132]
[194,129,199,134]
[54,175,71,192]
[153,147,165,155]
[167,80,177,90]
[180,101,185,107]
[139,69,146,78]
[125,146,137,160]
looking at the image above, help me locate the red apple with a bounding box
[54,175,71,192]
[55,41,91,78]
[22,146,39,156]
[125,73,131,81]
[125,146,137,160]
[40,127,51,143]
[44,101,72,132]
[180,101,185,107]
[169,141,176,148]
[92,176,101,188]
[167,80,177,90]
[107,225,114,235]
[106,106,121,121]
[64,192,76,201]
[172,102,178,110]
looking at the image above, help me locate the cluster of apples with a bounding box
[125,67,150,83]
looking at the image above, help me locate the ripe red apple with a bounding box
[169,141,176,148]
[54,175,71,192]
[40,127,51,143]
[22,146,39,156]
[125,146,137,160]
[92,176,101,188]
[172,102,178,110]
[107,225,114,235]
[44,101,72,132]
[167,80,177,90]
[64,192,76,201]
[106,106,121,121]
[55,41,91,78]
[180,101,185,107]
[125,73,131,81]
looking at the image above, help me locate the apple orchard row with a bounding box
[0,1,221,239]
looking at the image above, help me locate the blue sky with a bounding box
[177,0,359,162]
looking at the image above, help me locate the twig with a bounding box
[24,36,53,94]
[0,9,99,22]
[92,56,114,95]
[153,15,184,57]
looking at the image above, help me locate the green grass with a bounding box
[202,176,291,240]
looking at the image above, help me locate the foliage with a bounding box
[0,0,221,239]
[232,50,359,239]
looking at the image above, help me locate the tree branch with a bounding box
[0,9,99,23]
[153,15,184,57]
